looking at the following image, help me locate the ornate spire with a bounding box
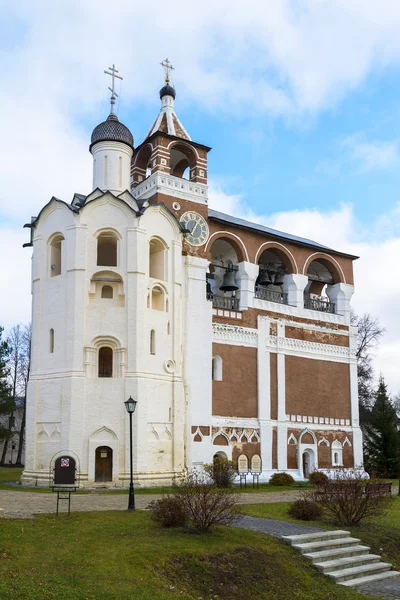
[145,60,191,141]
[104,64,123,116]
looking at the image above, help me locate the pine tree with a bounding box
[0,326,14,441]
[364,376,400,477]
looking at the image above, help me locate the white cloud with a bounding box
[4,1,400,222]
[342,134,400,172]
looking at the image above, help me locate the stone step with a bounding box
[326,561,392,583]
[283,530,350,546]
[314,554,381,574]
[340,570,400,587]
[304,545,371,563]
[291,537,361,555]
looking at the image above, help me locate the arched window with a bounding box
[331,440,343,466]
[150,330,156,355]
[212,355,223,381]
[98,346,113,377]
[97,233,118,267]
[49,329,54,353]
[149,238,166,280]
[151,286,166,311]
[49,234,64,277]
[101,285,113,299]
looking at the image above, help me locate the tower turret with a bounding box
[90,64,134,194]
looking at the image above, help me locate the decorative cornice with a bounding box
[268,336,355,362]
[212,323,258,347]
[132,171,208,204]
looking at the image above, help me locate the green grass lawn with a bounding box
[0,467,309,495]
[240,497,400,571]
[0,510,380,600]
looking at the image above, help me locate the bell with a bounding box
[274,272,285,286]
[257,270,272,286]
[219,268,239,292]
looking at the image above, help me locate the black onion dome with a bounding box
[90,113,134,150]
[160,84,176,99]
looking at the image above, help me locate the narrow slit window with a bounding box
[49,329,54,353]
[49,235,64,277]
[98,346,113,377]
[212,356,223,381]
[150,330,156,355]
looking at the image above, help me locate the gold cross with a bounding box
[160,58,174,83]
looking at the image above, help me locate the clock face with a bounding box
[180,211,209,246]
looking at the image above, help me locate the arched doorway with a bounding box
[95,446,113,482]
[302,449,315,478]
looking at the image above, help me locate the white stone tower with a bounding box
[22,65,188,486]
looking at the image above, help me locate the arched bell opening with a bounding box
[208,238,242,310]
[132,144,153,185]
[304,259,338,314]
[169,142,196,180]
[255,248,293,305]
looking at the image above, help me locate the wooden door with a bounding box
[95,446,112,482]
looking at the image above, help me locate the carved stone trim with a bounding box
[268,336,355,361]
[212,323,258,347]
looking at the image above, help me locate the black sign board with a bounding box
[54,456,76,485]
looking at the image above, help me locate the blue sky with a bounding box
[1,0,400,392]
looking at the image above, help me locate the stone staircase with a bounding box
[283,530,400,587]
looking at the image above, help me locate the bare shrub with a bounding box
[288,499,322,521]
[309,469,392,526]
[147,496,187,528]
[174,469,239,533]
[308,471,329,486]
[204,456,237,488]
[269,472,295,486]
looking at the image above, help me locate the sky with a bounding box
[1,0,400,393]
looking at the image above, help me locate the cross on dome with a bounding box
[160,58,174,83]
[104,64,123,114]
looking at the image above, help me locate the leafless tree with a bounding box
[16,324,31,465]
[0,324,31,465]
[351,312,385,412]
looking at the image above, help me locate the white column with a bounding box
[258,316,272,472]
[184,256,213,468]
[276,322,287,470]
[238,261,259,310]
[349,326,363,467]
[282,274,308,308]
[326,283,354,325]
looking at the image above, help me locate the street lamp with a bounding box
[124,396,137,510]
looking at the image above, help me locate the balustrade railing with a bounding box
[207,293,240,311]
[254,286,288,305]
[304,294,335,314]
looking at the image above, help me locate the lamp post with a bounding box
[124,396,137,510]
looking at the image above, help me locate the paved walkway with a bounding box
[0,488,302,519]
[232,514,325,537]
[355,579,400,599]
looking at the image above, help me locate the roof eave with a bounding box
[208,212,359,261]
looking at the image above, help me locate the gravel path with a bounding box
[0,489,302,519]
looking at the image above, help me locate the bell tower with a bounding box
[130,60,211,224]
